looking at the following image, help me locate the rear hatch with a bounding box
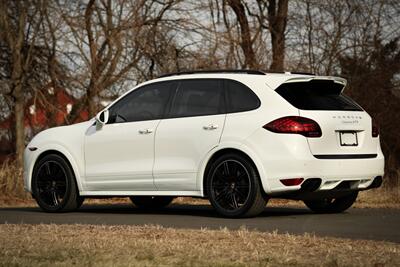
[275,78,378,158]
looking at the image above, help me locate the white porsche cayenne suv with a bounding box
[24,70,384,217]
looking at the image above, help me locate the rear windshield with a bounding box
[275,80,362,111]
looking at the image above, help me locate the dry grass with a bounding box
[0,159,30,200]
[0,159,399,209]
[356,187,400,208]
[0,224,399,267]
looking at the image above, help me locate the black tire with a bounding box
[32,154,82,212]
[206,153,267,218]
[304,191,358,213]
[129,196,174,209]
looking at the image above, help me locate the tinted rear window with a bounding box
[169,79,224,118]
[275,80,362,111]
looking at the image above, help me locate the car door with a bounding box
[84,81,174,191]
[153,79,226,191]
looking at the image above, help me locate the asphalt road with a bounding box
[1,204,399,243]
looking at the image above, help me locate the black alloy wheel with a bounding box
[32,154,82,212]
[207,153,267,218]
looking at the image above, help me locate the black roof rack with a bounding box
[158,69,265,78]
[289,71,316,75]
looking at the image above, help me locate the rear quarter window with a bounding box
[226,80,260,113]
[275,80,362,111]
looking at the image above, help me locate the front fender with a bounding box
[24,143,84,193]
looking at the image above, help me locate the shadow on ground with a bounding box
[1,203,313,218]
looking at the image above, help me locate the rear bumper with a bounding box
[264,155,384,195]
[276,176,382,200]
[244,128,385,195]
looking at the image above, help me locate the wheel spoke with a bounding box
[232,193,239,208]
[45,162,51,176]
[234,184,249,188]
[37,180,49,187]
[224,193,236,210]
[213,184,227,189]
[231,164,239,177]
[215,167,225,179]
[39,188,50,196]
[234,188,247,200]
[51,191,59,206]
[55,181,66,187]
[223,161,230,176]
[215,169,228,181]
[215,188,229,202]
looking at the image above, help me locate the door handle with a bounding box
[138,129,153,134]
[203,124,218,130]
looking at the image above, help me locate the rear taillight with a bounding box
[263,116,322,138]
[372,119,379,138]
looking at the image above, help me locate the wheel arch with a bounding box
[30,147,84,193]
[201,146,268,197]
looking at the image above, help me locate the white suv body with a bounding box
[24,71,384,217]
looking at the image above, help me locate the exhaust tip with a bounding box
[301,178,322,192]
[367,176,383,189]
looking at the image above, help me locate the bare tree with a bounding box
[226,0,258,69]
[57,0,179,119]
[266,0,288,71]
[286,1,396,75]
[0,1,46,166]
[243,0,288,71]
[219,0,289,71]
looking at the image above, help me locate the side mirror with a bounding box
[95,109,109,129]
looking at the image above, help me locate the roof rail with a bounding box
[288,71,316,76]
[158,69,265,78]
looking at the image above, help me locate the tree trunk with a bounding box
[11,49,25,167]
[88,95,98,118]
[14,94,25,167]
[11,54,25,167]
[11,36,25,168]
[227,0,257,69]
[268,0,288,72]
[1,1,29,167]
[87,79,99,118]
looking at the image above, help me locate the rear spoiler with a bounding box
[267,75,347,91]
[282,76,347,91]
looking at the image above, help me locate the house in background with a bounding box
[0,87,89,162]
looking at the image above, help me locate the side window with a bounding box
[108,82,173,123]
[226,80,260,113]
[169,79,224,118]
